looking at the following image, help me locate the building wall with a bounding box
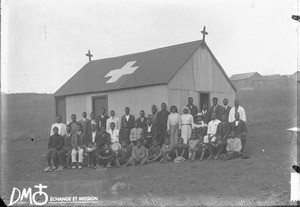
[168,46,235,109]
[65,85,168,123]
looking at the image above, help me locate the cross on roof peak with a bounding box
[201,26,208,42]
[86,50,93,62]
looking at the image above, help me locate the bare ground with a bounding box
[1,124,296,206]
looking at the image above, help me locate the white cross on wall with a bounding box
[105,61,139,83]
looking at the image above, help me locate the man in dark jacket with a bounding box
[232,112,248,157]
[97,107,109,130]
[71,125,86,169]
[186,97,198,120]
[143,118,158,148]
[136,110,147,129]
[67,114,83,134]
[213,114,232,159]
[157,103,170,145]
[58,126,72,170]
[121,107,135,130]
[208,97,224,122]
[44,127,64,172]
[222,98,231,120]
[85,124,102,168]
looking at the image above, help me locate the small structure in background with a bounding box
[230,72,262,89]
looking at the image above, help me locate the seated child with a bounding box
[149,137,172,163]
[124,139,148,166]
[188,131,199,162]
[147,139,161,161]
[220,132,242,161]
[172,138,189,161]
[116,141,132,166]
[95,144,116,168]
[197,136,209,160]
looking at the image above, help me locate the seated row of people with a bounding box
[44,111,247,171]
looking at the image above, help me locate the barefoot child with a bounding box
[198,136,209,160]
[173,138,189,161]
[149,137,172,163]
[188,131,199,162]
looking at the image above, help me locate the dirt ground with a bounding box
[1,124,297,206]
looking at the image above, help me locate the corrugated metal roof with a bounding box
[253,74,285,81]
[54,40,236,96]
[230,72,261,81]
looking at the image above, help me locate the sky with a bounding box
[1,0,298,94]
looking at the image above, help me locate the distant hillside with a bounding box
[1,93,55,139]
[1,86,298,140]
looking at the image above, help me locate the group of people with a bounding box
[44,97,248,172]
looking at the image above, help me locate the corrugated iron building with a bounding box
[54,40,236,123]
[230,72,262,89]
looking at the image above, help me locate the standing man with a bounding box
[97,107,110,130]
[67,114,82,134]
[50,115,66,136]
[187,97,198,120]
[143,118,158,148]
[121,107,135,130]
[208,97,224,122]
[222,98,231,120]
[148,105,158,127]
[136,110,147,129]
[229,99,246,123]
[79,112,89,136]
[87,112,99,133]
[231,112,248,158]
[71,125,86,169]
[157,103,170,145]
[106,110,120,131]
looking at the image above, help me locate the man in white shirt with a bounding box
[106,110,120,131]
[107,122,119,144]
[50,115,67,136]
[228,99,246,122]
[223,132,242,160]
[204,113,221,159]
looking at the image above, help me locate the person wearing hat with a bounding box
[180,106,194,144]
[148,105,158,127]
[85,124,101,168]
[194,113,208,138]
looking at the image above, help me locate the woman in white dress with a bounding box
[180,106,194,144]
[167,105,181,148]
